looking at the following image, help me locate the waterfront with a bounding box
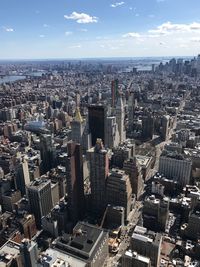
[0,75,26,84]
[0,72,45,84]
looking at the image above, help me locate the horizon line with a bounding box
[0,55,196,62]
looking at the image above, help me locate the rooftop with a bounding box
[54,222,108,261]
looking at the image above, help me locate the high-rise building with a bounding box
[143,195,169,231]
[142,114,154,140]
[40,134,53,174]
[127,91,135,133]
[122,250,151,267]
[131,226,162,267]
[116,96,126,143]
[71,107,85,145]
[54,222,109,267]
[87,139,109,215]
[14,157,30,196]
[105,116,120,149]
[106,169,132,221]
[27,178,53,228]
[65,142,85,225]
[123,157,144,200]
[111,79,119,107]
[159,152,192,187]
[2,190,21,212]
[20,239,38,267]
[88,104,106,146]
[184,209,200,240]
[112,140,135,168]
[160,115,170,141]
[51,200,70,235]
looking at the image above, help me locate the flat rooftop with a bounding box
[55,222,108,260]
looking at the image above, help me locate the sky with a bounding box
[0,0,200,59]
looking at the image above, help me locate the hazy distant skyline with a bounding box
[0,0,200,59]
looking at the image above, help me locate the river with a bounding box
[0,72,45,85]
[0,75,26,84]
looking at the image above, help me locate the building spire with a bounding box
[74,107,83,123]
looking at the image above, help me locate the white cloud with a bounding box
[69,44,82,48]
[5,28,14,32]
[2,27,14,32]
[149,21,200,36]
[123,32,141,38]
[39,34,45,38]
[123,21,200,41]
[129,7,136,11]
[65,31,72,36]
[64,12,98,24]
[111,2,125,8]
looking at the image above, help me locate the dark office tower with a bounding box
[20,239,38,267]
[88,104,106,146]
[123,157,144,200]
[40,134,53,174]
[15,158,30,196]
[116,95,126,143]
[27,179,53,228]
[128,91,135,132]
[169,58,176,72]
[142,114,154,140]
[111,79,119,107]
[148,79,155,90]
[66,142,85,224]
[87,139,109,215]
[52,99,63,109]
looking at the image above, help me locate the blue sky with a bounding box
[0,0,200,59]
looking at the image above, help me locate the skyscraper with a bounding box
[105,116,120,149]
[127,91,136,133]
[142,113,154,140]
[159,152,192,187]
[88,104,106,146]
[111,79,119,107]
[27,178,53,228]
[15,157,30,196]
[71,107,85,144]
[116,95,126,143]
[106,169,132,220]
[65,141,85,225]
[87,139,109,215]
[123,157,144,200]
[20,239,38,267]
[40,134,53,174]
